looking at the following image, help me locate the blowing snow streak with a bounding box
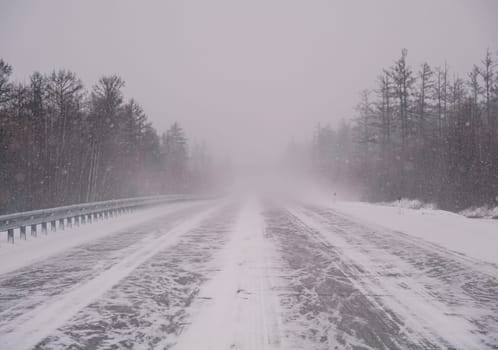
[0,197,497,349]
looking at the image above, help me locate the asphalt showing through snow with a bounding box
[35,204,238,349]
[0,198,497,350]
[0,204,208,328]
[263,205,420,349]
[297,204,498,349]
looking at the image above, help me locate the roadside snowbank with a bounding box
[460,205,498,219]
[380,198,498,219]
[324,200,498,265]
[380,198,437,210]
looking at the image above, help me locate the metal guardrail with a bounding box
[0,195,198,243]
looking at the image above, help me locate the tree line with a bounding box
[0,59,216,214]
[311,49,498,211]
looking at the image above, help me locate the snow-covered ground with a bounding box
[460,205,498,219]
[327,200,498,265]
[0,196,497,349]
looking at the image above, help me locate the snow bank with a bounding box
[324,200,498,265]
[460,206,498,219]
[381,198,498,220]
[380,198,437,210]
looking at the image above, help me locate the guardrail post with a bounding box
[0,195,187,244]
[7,228,14,243]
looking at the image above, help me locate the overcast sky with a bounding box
[1,0,497,165]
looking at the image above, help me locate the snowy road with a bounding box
[0,198,497,349]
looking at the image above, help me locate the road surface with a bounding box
[0,198,497,349]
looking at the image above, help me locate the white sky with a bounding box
[1,0,497,165]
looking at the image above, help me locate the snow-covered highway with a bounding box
[0,198,497,349]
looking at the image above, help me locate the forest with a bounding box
[310,49,498,211]
[0,59,217,214]
[2,49,498,214]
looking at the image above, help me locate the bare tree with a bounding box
[389,49,415,151]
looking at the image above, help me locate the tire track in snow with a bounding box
[0,203,208,328]
[171,199,283,350]
[263,203,436,350]
[0,202,222,350]
[290,203,498,349]
[33,203,238,349]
